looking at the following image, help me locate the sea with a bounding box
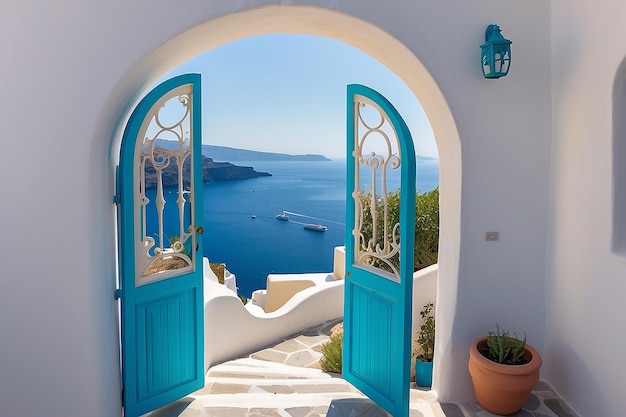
[199,158,439,298]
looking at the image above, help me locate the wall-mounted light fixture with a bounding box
[480,24,512,79]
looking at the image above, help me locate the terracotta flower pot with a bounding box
[468,338,542,415]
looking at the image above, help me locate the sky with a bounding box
[160,34,438,159]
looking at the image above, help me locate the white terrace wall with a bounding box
[547,2,626,416]
[0,2,556,416]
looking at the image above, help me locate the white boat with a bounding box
[276,213,289,221]
[303,223,327,232]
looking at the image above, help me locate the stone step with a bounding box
[207,358,336,380]
[199,380,362,396]
[199,404,332,417]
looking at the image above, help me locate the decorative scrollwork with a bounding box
[135,90,195,281]
[353,97,402,281]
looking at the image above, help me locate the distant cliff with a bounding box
[201,144,331,162]
[146,139,330,188]
[198,155,271,182]
[144,155,271,189]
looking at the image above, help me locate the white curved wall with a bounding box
[203,264,438,376]
[203,278,344,369]
[547,2,626,416]
[0,2,556,416]
[612,61,626,257]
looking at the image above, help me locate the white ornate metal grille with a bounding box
[134,85,195,284]
[352,95,402,282]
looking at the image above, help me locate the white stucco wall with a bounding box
[0,2,557,416]
[547,3,626,416]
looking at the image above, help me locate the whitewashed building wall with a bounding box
[1,1,621,417]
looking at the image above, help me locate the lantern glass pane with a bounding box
[481,48,492,76]
[501,57,510,74]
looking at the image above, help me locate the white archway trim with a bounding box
[105,4,462,402]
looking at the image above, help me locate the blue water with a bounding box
[200,159,439,297]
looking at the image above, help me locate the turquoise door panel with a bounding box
[135,289,196,402]
[118,74,204,417]
[344,84,415,417]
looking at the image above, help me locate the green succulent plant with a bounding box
[481,324,528,365]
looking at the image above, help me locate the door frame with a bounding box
[105,6,461,406]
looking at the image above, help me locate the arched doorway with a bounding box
[107,4,462,407]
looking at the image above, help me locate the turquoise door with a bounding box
[117,74,204,417]
[344,84,416,417]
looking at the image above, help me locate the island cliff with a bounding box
[144,155,271,189]
[201,144,330,162]
[146,139,330,188]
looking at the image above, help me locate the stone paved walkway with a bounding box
[144,320,578,417]
[442,381,579,417]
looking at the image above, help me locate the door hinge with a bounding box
[114,289,123,300]
[114,165,121,205]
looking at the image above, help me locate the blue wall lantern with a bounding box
[480,24,512,79]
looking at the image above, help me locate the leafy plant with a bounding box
[480,324,528,365]
[169,235,189,256]
[359,187,439,272]
[319,333,343,373]
[414,302,435,362]
[413,187,440,270]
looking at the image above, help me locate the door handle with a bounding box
[195,226,204,234]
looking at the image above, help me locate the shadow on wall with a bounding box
[612,58,626,258]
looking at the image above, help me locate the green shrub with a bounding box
[414,302,435,362]
[359,187,439,272]
[319,334,343,373]
[413,187,439,270]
